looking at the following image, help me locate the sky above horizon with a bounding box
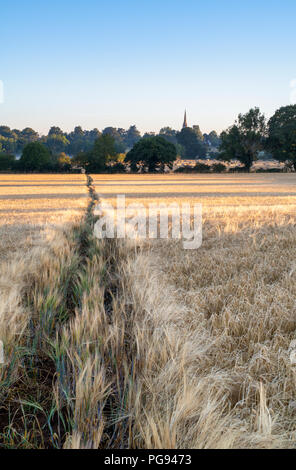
[1,0,296,136]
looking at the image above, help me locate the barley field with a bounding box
[0,172,296,448]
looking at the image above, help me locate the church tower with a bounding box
[183,110,188,128]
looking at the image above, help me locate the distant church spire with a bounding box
[183,110,188,128]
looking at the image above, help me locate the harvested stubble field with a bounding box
[0,172,296,449]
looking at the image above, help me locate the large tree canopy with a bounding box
[125,125,141,149]
[102,127,126,153]
[126,136,177,173]
[159,127,178,145]
[176,127,207,159]
[19,142,52,171]
[45,134,70,155]
[219,108,266,171]
[267,105,296,171]
[73,134,117,172]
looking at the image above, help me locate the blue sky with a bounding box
[1,0,296,135]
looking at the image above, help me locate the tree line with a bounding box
[0,104,296,173]
[0,125,141,157]
[0,122,220,172]
[219,105,296,172]
[0,123,219,159]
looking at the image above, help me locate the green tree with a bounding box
[45,134,69,155]
[48,126,64,136]
[124,125,141,149]
[73,134,117,172]
[158,127,185,156]
[0,126,18,154]
[19,142,52,171]
[219,108,266,171]
[19,128,39,145]
[0,153,16,171]
[0,126,15,138]
[102,127,125,153]
[177,127,207,158]
[67,126,87,155]
[267,105,296,171]
[158,127,178,145]
[126,136,177,173]
[0,136,18,154]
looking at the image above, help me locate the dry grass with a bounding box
[127,213,296,448]
[0,174,87,264]
[0,173,296,448]
[94,172,296,448]
[0,174,87,227]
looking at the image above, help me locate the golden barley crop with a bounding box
[0,172,296,448]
